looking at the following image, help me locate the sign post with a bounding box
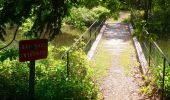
[19,39,48,100]
[29,61,35,100]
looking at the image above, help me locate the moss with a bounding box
[90,40,113,83]
[120,41,139,75]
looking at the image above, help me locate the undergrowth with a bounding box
[0,44,100,100]
[63,6,110,30]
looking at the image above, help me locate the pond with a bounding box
[157,39,170,59]
[139,38,170,68]
[52,25,83,48]
[0,25,83,49]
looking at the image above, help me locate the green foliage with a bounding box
[0,0,78,41]
[92,6,110,20]
[141,41,170,98]
[0,44,99,99]
[102,0,121,13]
[79,0,100,8]
[147,5,170,38]
[140,38,170,99]
[131,10,157,41]
[140,64,170,98]
[133,22,157,42]
[63,6,110,30]
[19,17,35,39]
[0,59,29,99]
[140,85,152,96]
[0,47,18,62]
[150,64,170,98]
[130,0,170,38]
[141,65,162,96]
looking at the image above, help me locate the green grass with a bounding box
[122,16,130,23]
[90,40,113,83]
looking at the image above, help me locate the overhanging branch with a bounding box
[0,25,19,50]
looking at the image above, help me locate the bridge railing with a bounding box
[130,8,170,99]
[61,20,105,77]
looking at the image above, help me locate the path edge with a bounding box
[128,23,148,75]
[87,24,106,60]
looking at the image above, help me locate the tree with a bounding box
[0,0,77,42]
[101,0,121,13]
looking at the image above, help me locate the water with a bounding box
[157,39,170,59]
[0,25,83,49]
[52,25,83,48]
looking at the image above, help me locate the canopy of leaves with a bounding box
[102,0,121,12]
[0,0,77,41]
[63,6,110,30]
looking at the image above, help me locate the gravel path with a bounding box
[98,12,143,100]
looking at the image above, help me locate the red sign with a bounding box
[19,39,48,62]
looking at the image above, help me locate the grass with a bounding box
[90,40,113,83]
[122,16,131,23]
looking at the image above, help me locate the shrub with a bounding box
[63,6,110,30]
[0,44,99,100]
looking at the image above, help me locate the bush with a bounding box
[0,59,29,99]
[63,6,110,30]
[0,44,99,100]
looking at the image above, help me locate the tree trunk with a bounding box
[144,0,149,22]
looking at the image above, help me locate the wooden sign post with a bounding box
[19,39,48,100]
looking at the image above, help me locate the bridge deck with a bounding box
[91,12,144,100]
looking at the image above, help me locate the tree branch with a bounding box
[0,25,19,50]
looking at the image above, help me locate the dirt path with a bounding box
[93,12,144,100]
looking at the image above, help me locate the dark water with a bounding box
[0,25,83,49]
[52,25,83,48]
